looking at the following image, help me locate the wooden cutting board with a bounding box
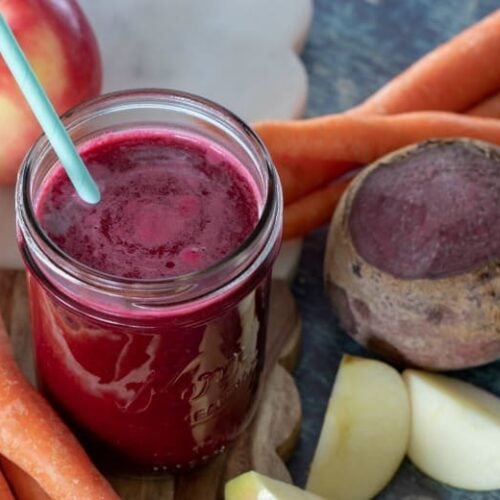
[0,271,302,500]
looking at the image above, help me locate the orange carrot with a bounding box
[256,11,500,204]
[0,457,49,500]
[284,179,351,240]
[272,155,356,204]
[0,464,14,500]
[0,316,118,500]
[467,90,500,118]
[256,112,500,169]
[255,118,357,205]
[349,9,500,115]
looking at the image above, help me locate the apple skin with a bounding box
[0,0,102,184]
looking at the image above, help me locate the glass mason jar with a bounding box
[16,90,282,473]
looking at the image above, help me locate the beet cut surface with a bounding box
[349,142,500,279]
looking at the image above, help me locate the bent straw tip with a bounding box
[79,183,101,205]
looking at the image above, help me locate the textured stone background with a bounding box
[291,1,500,498]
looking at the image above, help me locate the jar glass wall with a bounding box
[16,90,283,473]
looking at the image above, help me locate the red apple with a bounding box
[0,0,102,185]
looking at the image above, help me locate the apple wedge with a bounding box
[306,355,410,500]
[404,369,500,491]
[225,471,324,500]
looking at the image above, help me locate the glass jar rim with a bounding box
[16,89,282,303]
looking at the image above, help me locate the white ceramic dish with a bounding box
[0,0,311,275]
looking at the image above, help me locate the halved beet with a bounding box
[325,139,500,370]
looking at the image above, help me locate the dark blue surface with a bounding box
[291,1,500,498]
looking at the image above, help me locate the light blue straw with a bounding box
[0,15,100,204]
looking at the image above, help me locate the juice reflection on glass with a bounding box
[16,90,282,472]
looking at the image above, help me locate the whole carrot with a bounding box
[271,156,356,205]
[256,112,500,168]
[0,457,49,500]
[350,9,500,115]
[467,90,500,119]
[0,316,118,500]
[0,465,14,500]
[284,178,351,240]
[256,11,500,205]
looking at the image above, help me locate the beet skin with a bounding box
[325,139,500,370]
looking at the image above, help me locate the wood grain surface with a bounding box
[0,271,301,499]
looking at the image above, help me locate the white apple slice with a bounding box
[225,471,324,500]
[306,355,410,500]
[404,369,500,491]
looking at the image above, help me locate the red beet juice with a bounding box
[20,112,281,472]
